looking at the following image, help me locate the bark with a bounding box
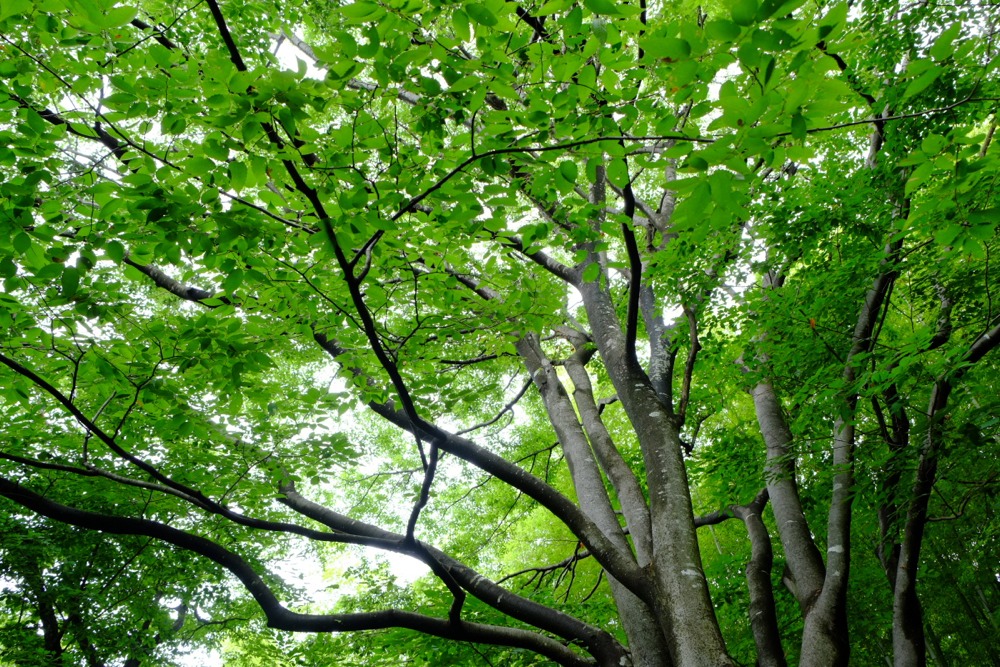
[578,279,734,667]
[752,381,826,611]
[750,267,826,615]
[562,343,654,565]
[733,493,787,667]
[518,335,669,667]
[639,284,677,409]
[893,318,1000,667]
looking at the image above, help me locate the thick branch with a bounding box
[279,486,629,664]
[311,333,649,600]
[562,345,653,564]
[732,492,786,667]
[0,478,594,667]
[620,177,643,365]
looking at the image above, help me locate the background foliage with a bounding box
[0,0,998,664]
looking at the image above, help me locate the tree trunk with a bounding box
[579,280,734,666]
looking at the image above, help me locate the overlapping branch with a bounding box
[0,477,595,667]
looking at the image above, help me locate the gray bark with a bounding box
[734,495,787,667]
[518,335,670,667]
[579,279,735,667]
[752,381,826,611]
[893,319,1000,666]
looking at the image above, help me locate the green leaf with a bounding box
[60,266,79,298]
[705,20,741,42]
[920,134,947,155]
[12,232,31,254]
[583,0,620,16]
[581,262,601,282]
[466,4,498,26]
[229,162,247,191]
[222,268,245,293]
[641,37,691,60]
[537,0,572,15]
[731,0,758,26]
[186,156,216,176]
[606,158,629,187]
[203,140,230,162]
[685,155,708,171]
[0,0,31,22]
[902,64,941,100]
[340,1,385,21]
[95,5,138,29]
[558,160,578,183]
[790,112,806,140]
[818,2,848,40]
[929,23,961,62]
[105,240,126,262]
[448,76,479,92]
[756,0,807,20]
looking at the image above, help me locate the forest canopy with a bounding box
[0,0,998,665]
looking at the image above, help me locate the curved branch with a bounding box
[0,477,595,667]
[279,486,629,664]
[311,333,649,600]
[676,306,701,429]
[123,259,224,304]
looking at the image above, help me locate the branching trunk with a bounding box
[893,318,1000,667]
[578,279,734,666]
[518,335,669,667]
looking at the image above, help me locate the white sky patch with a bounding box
[275,37,327,80]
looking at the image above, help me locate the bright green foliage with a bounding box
[0,0,998,665]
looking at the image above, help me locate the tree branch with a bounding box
[0,477,595,667]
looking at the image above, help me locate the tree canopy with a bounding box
[1,0,998,665]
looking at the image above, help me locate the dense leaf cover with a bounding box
[0,0,998,664]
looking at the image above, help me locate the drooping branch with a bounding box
[279,485,630,665]
[0,478,595,667]
[311,333,650,600]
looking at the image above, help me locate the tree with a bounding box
[0,0,998,664]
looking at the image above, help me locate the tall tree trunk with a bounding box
[579,280,734,666]
[518,335,671,667]
[893,319,1000,666]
